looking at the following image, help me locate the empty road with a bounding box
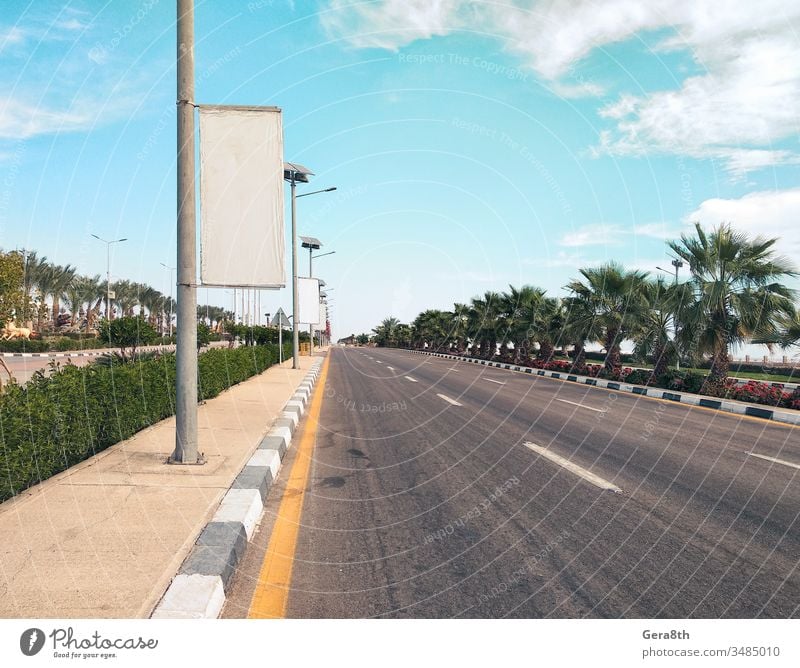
[224,346,800,618]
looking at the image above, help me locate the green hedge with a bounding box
[0,335,179,353]
[0,344,285,502]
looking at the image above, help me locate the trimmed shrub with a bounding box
[0,338,51,353]
[0,344,283,502]
[624,369,656,386]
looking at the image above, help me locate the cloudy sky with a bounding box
[1,0,799,340]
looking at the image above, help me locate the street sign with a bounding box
[270,307,291,328]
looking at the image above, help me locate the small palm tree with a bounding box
[469,291,503,359]
[562,295,602,370]
[566,262,650,375]
[372,316,401,347]
[50,264,76,325]
[631,278,686,379]
[669,223,797,390]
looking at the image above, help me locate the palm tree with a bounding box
[631,277,686,379]
[32,263,59,331]
[469,291,503,359]
[562,295,602,370]
[20,251,47,326]
[449,303,470,354]
[566,262,650,375]
[669,223,797,390]
[111,279,138,318]
[50,264,76,326]
[372,316,401,347]
[499,285,540,363]
[531,296,564,362]
[63,275,92,326]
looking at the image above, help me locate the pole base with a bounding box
[166,453,207,465]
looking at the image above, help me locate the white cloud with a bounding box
[686,188,800,257]
[322,0,800,175]
[0,26,26,51]
[0,96,99,139]
[321,0,467,51]
[549,80,606,99]
[633,221,680,240]
[560,223,623,247]
[525,251,585,267]
[57,18,87,32]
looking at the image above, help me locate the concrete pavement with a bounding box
[0,351,322,618]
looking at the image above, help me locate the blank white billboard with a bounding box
[298,277,320,325]
[199,105,285,287]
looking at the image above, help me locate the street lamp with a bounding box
[91,234,127,321]
[656,257,684,284]
[160,262,176,336]
[301,237,336,354]
[656,258,685,369]
[284,162,336,368]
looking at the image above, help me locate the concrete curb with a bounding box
[151,356,325,619]
[0,342,229,359]
[410,350,800,427]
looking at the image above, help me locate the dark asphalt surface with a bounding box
[226,346,800,618]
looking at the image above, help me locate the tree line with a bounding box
[0,249,233,335]
[371,224,800,391]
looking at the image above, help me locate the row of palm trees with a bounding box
[18,251,233,335]
[372,224,800,390]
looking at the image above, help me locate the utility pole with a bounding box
[291,176,299,368]
[171,0,201,465]
[91,235,126,322]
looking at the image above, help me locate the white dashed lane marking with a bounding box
[524,442,622,493]
[556,398,606,413]
[745,452,800,470]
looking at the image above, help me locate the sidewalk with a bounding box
[0,353,320,619]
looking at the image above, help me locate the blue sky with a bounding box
[2,0,800,342]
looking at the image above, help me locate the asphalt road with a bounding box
[225,346,800,618]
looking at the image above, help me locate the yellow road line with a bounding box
[247,355,330,619]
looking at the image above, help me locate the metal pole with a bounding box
[172,0,200,465]
[106,242,111,321]
[279,323,283,364]
[291,177,299,368]
[168,267,174,337]
[674,262,680,371]
[309,246,314,356]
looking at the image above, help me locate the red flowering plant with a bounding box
[724,380,793,408]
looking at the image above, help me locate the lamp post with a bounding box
[284,162,336,368]
[309,252,334,351]
[172,0,200,465]
[657,258,684,370]
[91,234,127,321]
[160,262,176,336]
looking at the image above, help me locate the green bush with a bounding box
[0,338,50,353]
[624,369,656,386]
[98,316,158,360]
[659,370,707,394]
[0,344,283,502]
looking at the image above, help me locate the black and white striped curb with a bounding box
[151,356,324,619]
[411,350,800,427]
[1,350,109,358]
[0,342,228,359]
